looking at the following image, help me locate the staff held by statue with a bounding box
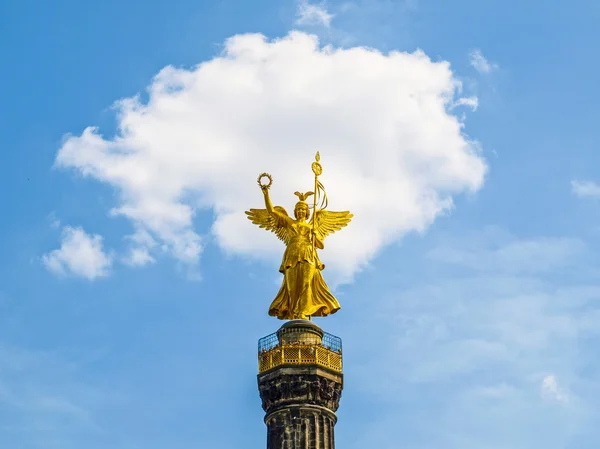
[311,152,328,258]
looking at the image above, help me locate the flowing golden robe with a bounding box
[270,220,340,320]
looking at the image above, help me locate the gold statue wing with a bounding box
[245,206,293,245]
[312,209,353,241]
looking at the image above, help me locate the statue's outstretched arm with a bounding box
[262,186,291,225]
[262,186,275,214]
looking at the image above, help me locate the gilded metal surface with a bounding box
[258,343,343,373]
[246,153,353,320]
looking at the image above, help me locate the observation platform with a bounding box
[258,320,343,374]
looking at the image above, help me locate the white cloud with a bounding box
[541,375,569,404]
[571,180,600,198]
[469,49,498,74]
[295,0,334,27]
[42,226,112,280]
[123,248,154,267]
[55,32,486,282]
[452,96,478,111]
[122,230,157,267]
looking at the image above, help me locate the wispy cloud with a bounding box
[0,344,108,447]
[541,374,570,404]
[343,228,597,448]
[572,180,600,198]
[295,0,334,27]
[452,96,479,111]
[42,226,112,280]
[469,49,498,74]
[47,212,61,230]
[425,229,585,275]
[122,229,157,267]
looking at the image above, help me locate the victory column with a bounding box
[247,153,351,449]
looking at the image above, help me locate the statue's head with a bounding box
[293,191,313,221]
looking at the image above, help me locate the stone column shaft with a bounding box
[258,321,343,449]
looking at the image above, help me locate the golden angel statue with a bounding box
[245,153,353,320]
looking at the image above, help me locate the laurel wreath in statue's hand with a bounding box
[258,173,273,193]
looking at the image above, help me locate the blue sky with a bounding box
[2,0,600,448]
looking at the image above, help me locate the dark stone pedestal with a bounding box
[258,321,343,449]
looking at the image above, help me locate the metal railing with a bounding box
[258,331,343,373]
